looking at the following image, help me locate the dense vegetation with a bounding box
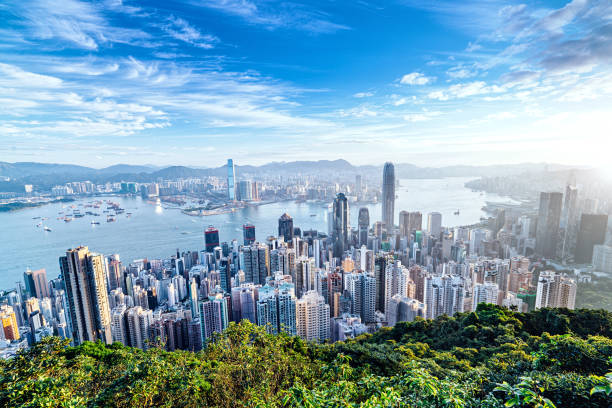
[577,276,612,311]
[1,305,611,407]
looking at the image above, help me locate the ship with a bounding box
[454,210,460,215]
[44,226,52,232]
[107,216,116,222]
[91,221,100,225]
[64,217,72,222]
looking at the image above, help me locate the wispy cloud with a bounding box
[196,0,350,34]
[162,15,219,49]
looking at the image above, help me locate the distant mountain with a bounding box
[0,159,581,193]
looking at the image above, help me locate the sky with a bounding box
[0,0,611,169]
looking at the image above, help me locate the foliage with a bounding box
[1,307,612,407]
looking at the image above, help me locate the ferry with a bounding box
[107,216,116,222]
[454,210,460,215]
[64,218,72,222]
[32,216,41,220]
[44,226,52,232]
[36,222,42,227]
[91,221,100,225]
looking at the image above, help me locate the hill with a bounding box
[1,305,611,407]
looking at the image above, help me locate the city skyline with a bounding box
[1,1,611,169]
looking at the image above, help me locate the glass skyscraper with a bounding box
[227,158,236,200]
[382,162,395,231]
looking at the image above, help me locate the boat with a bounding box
[36,222,42,227]
[181,231,189,235]
[454,210,460,215]
[107,217,116,222]
[64,218,72,222]
[32,216,41,220]
[310,214,316,217]
[91,221,100,225]
[44,226,52,232]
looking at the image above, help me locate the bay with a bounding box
[0,177,516,287]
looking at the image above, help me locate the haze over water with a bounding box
[0,178,516,286]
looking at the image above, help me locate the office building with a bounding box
[381,162,395,231]
[227,159,236,200]
[593,245,612,274]
[23,268,50,299]
[60,246,112,345]
[574,214,608,264]
[243,224,256,246]
[204,226,220,253]
[278,213,294,243]
[332,193,350,257]
[427,212,442,238]
[535,192,563,258]
[358,207,370,247]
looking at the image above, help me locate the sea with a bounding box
[0,177,517,287]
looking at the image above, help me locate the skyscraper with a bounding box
[227,159,236,201]
[204,226,220,253]
[278,213,294,243]
[535,192,563,258]
[535,271,576,309]
[574,213,608,264]
[60,246,112,345]
[256,283,297,335]
[243,223,256,246]
[240,244,270,285]
[358,207,370,247]
[23,268,50,299]
[332,193,350,257]
[427,212,442,238]
[381,162,395,231]
[346,272,376,323]
[0,305,20,341]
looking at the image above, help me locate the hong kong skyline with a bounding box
[1,0,611,169]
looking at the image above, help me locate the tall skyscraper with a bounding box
[574,213,608,264]
[346,272,376,323]
[427,212,442,238]
[60,246,112,345]
[535,192,563,259]
[384,260,410,315]
[381,162,395,231]
[238,180,252,201]
[355,174,362,198]
[278,213,294,243]
[332,193,350,257]
[240,244,270,285]
[561,184,579,261]
[243,223,256,246]
[205,226,220,253]
[23,268,50,299]
[126,306,153,350]
[358,207,370,247]
[227,159,236,201]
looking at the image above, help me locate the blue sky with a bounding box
[0,0,611,168]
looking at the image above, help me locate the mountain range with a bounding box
[0,159,576,192]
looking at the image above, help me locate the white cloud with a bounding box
[400,72,433,85]
[353,92,373,98]
[428,81,506,100]
[162,15,219,49]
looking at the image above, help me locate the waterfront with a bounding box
[0,177,516,286]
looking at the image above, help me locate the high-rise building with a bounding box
[384,260,410,315]
[355,175,362,198]
[332,193,350,257]
[126,306,153,350]
[535,192,563,258]
[296,291,330,342]
[424,275,465,319]
[227,159,236,201]
[23,268,50,299]
[386,295,425,327]
[204,226,220,253]
[256,283,296,335]
[278,213,294,243]
[243,223,256,246]
[560,184,579,260]
[381,162,395,231]
[238,180,252,201]
[399,211,410,237]
[358,207,370,247]
[535,271,576,309]
[574,214,608,264]
[472,282,499,310]
[427,212,442,238]
[0,305,20,341]
[346,272,376,323]
[593,245,612,274]
[240,244,270,285]
[199,293,230,342]
[60,246,112,345]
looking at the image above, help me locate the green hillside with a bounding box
[1,305,611,407]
